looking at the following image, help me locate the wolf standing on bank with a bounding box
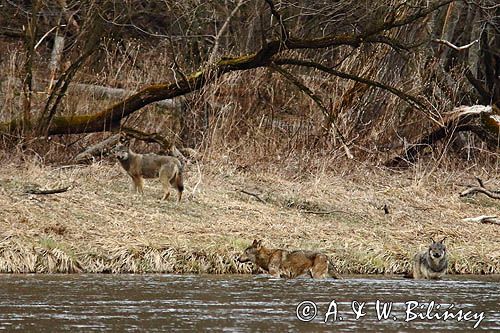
[113,142,184,202]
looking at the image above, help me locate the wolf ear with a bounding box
[430,237,436,244]
[439,237,446,244]
[255,240,262,248]
[252,239,258,246]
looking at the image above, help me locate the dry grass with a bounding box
[0,157,498,275]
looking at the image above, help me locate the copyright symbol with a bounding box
[296,300,317,322]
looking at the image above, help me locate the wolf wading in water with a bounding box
[412,237,448,279]
[238,240,340,279]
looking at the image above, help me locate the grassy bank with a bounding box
[0,158,499,275]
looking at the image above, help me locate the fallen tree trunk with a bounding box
[462,216,500,225]
[385,105,499,167]
[460,187,500,200]
[73,128,174,163]
[68,83,183,110]
[73,134,122,164]
[460,177,500,200]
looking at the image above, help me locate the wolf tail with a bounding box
[167,165,184,192]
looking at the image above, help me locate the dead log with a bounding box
[68,83,183,110]
[73,134,121,164]
[462,216,500,225]
[73,130,171,164]
[460,187,500,200]
[385,105,499,167]
[49,35,65,76]
[25,185,71,195]
[73,129,198,164]
[460,177,500,200]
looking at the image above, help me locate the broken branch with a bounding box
[25,185,71,195]
[239,189,266,203]
[462,216,500,225]
[432,38,479,51]
[460,187,500,199]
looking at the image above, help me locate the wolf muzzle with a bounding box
[431,252,443,258]
[237,256,251,263]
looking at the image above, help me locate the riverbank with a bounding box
[0,159,498,274]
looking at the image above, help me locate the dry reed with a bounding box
[0,159,498,275]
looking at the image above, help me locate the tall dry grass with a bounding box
[0,4,498,275]
[0,159,498,274]
[1,23,497,172]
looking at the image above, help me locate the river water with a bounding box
[0,274,498,332]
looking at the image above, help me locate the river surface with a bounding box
[0,274,498,332]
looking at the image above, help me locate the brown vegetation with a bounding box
[0,1,499,275]
[0,160,498,274]
[0,0,498,163]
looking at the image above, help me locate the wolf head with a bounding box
[428,237,446,260]
[238,239,262,263]
[112,144,130,161]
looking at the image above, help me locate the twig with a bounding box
[475,176,485,188]
[460,187,500,199]
[460,177,500,199]
[301,210,347,215]
[25,186,71,195]
[239,189,266,203]
[462,216,500,225]
[432,38,479,51]
[34,26,57,50]
[208,0,246,64]
[190,162,203,199]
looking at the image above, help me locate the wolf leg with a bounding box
[311,255,329,279]
[159,167,171,201]
[132,176,144,194]
[167,168,184,203]
[268,266,282,278]
[268,255,283,278]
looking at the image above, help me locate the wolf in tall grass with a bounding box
[412,237,448,279]
[112,142,184,202]
[238,240,340,279]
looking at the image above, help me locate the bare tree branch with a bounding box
[269,63,353,159]
[208,0,246,64]
[0,0,456,137]
[273,58,429,115]
[460,177,500,199]
[263,0,289,42]
[433,38,479,50]
[462,216,500,225]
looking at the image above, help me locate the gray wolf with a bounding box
[412,237,448,279]
[112,144,184,202]
[238,240,340,279]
